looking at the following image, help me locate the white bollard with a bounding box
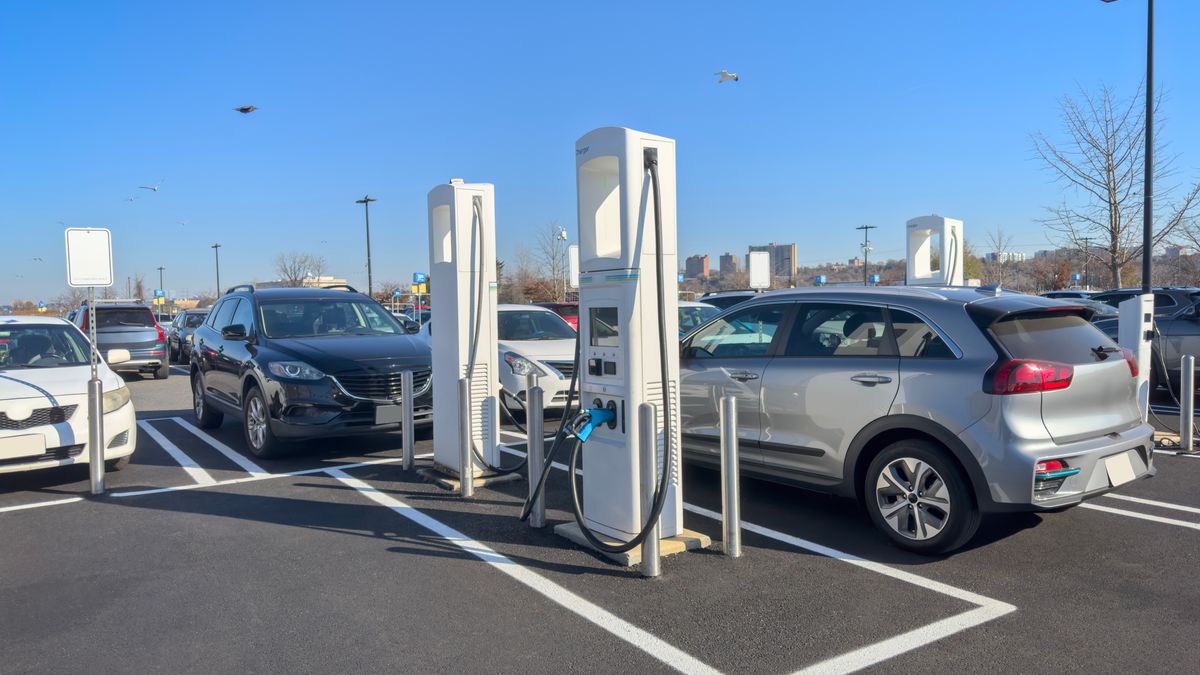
[720,394,742,558]
[1182,355,1195,453]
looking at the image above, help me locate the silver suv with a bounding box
[679,286,1154,554]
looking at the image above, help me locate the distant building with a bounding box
[984,251,1026,264]
[1034,249,1056,258]
[685,254,710,279]
[1165,246,1195,258]
[719,252,738,276]
[747,242,796,281]
[848,257,864,267]
[258,274,349,290]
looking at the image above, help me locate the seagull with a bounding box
[31,257,43,262]
[233,105,258,114]
[125,196,138,203]
[715,70,739,84]
[139,180,164,192]
[178,220,189,227]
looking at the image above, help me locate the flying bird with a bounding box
[125,196,138,203]
[139,180,164,192]
[178,220,189,227]
[31,257,43,262]
[233,105,258,114]
[715,70,739,84]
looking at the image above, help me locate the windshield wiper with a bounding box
[116,322,152,327]
[1091,345,1120,360]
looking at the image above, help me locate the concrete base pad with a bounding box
[553,521,712,567]
[417,463,524,492]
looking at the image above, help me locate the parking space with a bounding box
[3,374,1199,673]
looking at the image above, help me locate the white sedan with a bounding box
[0,316,137,474]
[497,304,577,410]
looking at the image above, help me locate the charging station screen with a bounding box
[589,307,620,347]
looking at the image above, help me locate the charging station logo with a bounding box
[576,146,589,156]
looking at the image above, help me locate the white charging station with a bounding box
[426,179,502,480]
[566,127,686,544]
[906,215,964,286]
[1118,294,1154,421]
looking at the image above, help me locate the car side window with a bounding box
[784,303,893,357]
[230,299,254,332]
[209,299,238,330]
[682,304,787,359]
[1154,294,1176,308]
[889,309,955,358]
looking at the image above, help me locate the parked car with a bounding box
[1040,290,1095,300]
[0,316,136,474]
[189,285,433,458]
[678,300,721,336]
[167,308,209,364]
[1090,286,1200,316]
[71,301,169,379]
[497,304,577,410]
[679,286,1153,554]
[537,302,579,330]
[1094,294,1200,394]
[699,290,761,311]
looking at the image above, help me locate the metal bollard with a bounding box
[459,377,474,498]
[720,394,742,558]
[401,370,415,471]
[87,377,105,495]
[639,403,661,578]
[1182,355,1195,453]
[526,373,545,528]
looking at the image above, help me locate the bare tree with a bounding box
[1033,84,1200,287]
[983,227,1015,286]
[133,274,146,300]
[274,251,313,287]
[534,222,570,302]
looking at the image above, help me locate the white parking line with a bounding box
[1102,493,1200,515]
[1079,503,1200,531]
[0,497,84,513]
[328,469,721,675]
[170,417,270,477]
[136,420,216,486]
[169,365,190,375]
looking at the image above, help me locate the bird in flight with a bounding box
[233,105,258,114]
[139,180,164,192]
[125,196,138,203]
[715,70,739,84]
[31,257,43,262]
[178,220,189,227]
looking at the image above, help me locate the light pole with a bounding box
[211,243,222,297]
[856,224,876,286]
[356,195,377,298]
[556,225,568,300]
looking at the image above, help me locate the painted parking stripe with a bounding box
[0,497,84,513]
[137,421,216,485]
[1079,503,1200,531]
[169,365,190,375]
[1102,493,1200,515]
[169,417,270,477]
[328,469,721,675]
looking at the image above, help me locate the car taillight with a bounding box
[155,323,166,341]
[1121,347,1138,377]
[81,311,88,332]
[991,359,1073,394]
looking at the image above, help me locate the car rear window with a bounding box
[96,307,155,328]
[990,311,1115,364]
[184,313,207,328]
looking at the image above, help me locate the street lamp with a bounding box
[356,195,377,297]
[211,243,222,297]
[555,225,568,300]
[856,224,876,286]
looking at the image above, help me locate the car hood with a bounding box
[265,334,431,372]
[497,338,576,361]
[0,364,124,401]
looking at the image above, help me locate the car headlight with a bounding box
[503,352,544,377]
[102,385,131,413]
[268,361,326,380]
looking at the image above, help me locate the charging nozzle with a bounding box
[574,408,616,442]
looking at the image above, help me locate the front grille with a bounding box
[0,405,77,431]
[0,444,84,467]
[545,361,575,380]
[335,368,431,401]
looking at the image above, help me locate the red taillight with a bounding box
[991,359,1074,394]
[155,322,166,342]
[1121,347,1138,377]
[1035,459,1066,475]
[81,310,88,332]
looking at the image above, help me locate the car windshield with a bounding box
[183,313,207,328]
[257,299,408,338]
[498,310,576,340]
[0,324,91,369]
[96,307,155,328]
[679,305,720,333]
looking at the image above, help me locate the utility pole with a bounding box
[211,243,222,297]
[356,195,377,298]
[1081,237,1091,289]
[126,276,131,298]
[157,265,165,293]
[1143,0,1154,295]
[856,224,876,286]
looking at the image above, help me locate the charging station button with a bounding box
[603,361,616,375]
[588,358,603,376]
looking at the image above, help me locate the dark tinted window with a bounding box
[785,304,891,357]
[499,310,576,340]
[702,295,753,310]
[96,307,155,328]
[257,299,406,338]
[990,311,1115,364]
[684,304,786,359]
[183,313,207,328]
[230,299,254,331]
[889,310,954,358]
[209,299,238,330]
[1154,293,1176,308]
[1095,292,1134,308]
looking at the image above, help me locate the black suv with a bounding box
[190,285,433,458]
[1090,287,1200,317]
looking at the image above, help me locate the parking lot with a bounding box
[2,368,1198,673]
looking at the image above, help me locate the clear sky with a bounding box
[3,0,1197,302]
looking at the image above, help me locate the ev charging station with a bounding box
[906,215,964,286]
[1119,295,1154,420]
[426,179,504,484]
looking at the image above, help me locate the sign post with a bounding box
[65,228,114,495]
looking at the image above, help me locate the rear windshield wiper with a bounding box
[1092,345,1120,360]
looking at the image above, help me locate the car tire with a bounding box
[105,455,131,471]
[242,385,286,459]
[154,362,170,379]
[168,343,179,364]
[192,373,224,429]
[864,439,980,555]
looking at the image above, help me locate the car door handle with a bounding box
[729,371,759,382]
[851,373,892,385]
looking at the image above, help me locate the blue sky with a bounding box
[3,0,1197,302]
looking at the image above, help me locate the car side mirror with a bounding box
[405,323,421,335]
[221,324,248,339]
[107,349,131,365]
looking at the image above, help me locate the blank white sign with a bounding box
[568,244,579,289]
[65,228,114,287]
[748,250,770,289]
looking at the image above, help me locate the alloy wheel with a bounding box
[193,378,205,417]
[874,457,951,541]
[246,396,267,450]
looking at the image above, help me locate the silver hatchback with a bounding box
[679,286,1155,554]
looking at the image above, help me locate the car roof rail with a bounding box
[225,284,255,295]
[321,284,360,293]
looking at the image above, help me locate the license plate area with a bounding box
[0,434,47,460]
[1104,450,1138,487]
[374,405,403,425]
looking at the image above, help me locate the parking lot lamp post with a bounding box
[212,243,222,297]
[356,195,377,298]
